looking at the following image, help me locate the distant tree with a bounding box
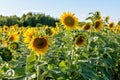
[0,12,59,27]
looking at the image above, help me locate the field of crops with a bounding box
[0,11,120,80]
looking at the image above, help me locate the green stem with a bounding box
[87,32,91,52]
[37,55,40,80]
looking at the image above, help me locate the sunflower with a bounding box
[108,22,114,29]
[75,35,85,47]
[2,25,9,32]
[60,12,78,30]
[105,16,110,23]
[45,28,55,36]
[94,20,102,31]
[23,28,36,43]
[10,24,18,31]
[82,23,92,31]
[115,25,120,33]
[7,32,20,42]
[29,37,49,56]
[23,28,36,37]
[19,26,25,31]
[10,42,19,50]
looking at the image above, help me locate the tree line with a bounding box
[0,12,59,27]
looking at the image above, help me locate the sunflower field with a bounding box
[0,11,120,80]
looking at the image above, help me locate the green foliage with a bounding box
[0,12,59,27]
[0,11,120,80]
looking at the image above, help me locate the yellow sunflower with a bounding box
[82,23,92,31]
[45,27,56,36]
[94,20,102,31]
[75,35,85,47]
[10,24,18,31]
[60,12,78,30]
[23,28,36,43]
[19,26,25,31]
[29,37,49,56]
[7,32,20,42]
[2,25,9,32]
[115,25,120,33]
[108,22,114,29]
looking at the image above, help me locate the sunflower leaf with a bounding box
[26,51,36,73]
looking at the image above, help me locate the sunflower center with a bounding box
[9,36,14,41]
[109,23,114,28]
[95,21,100,28]
[64,16,75,27]
[5,28,8,30]
[33,38,47,49]
[76,36,85,46]
[84,24,91,30]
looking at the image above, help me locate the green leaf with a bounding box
[14,67,26,76]
[26,51,36,63]
[48,64,53,70]
[85,17,92,20]
[59,60,67,71]
[26,51,36,73]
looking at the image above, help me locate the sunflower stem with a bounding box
[87,32,91,52]
[37,55,41,80]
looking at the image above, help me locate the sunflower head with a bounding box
[108,22,114,29]
[23,28,36,38]
[45,28,55,36]
[10,42,19,50]
[94,20,102,31]
[23,28,36,43]
[114,25,120,34]
[29,37,49,56]
[19,26,25,31]
[7,33,19,42]
[75,35,85,47]
[2,25,9,31]
[60,12,78,30]
[82,23,92,31]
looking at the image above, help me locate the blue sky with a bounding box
[0,0,120,22]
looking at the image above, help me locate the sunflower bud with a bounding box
[45,28,51,35]
[105,16,110,23]
[108,22,115,29]
[45,28,55,36]
[0,48,12,62]
[10,42,19,50]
